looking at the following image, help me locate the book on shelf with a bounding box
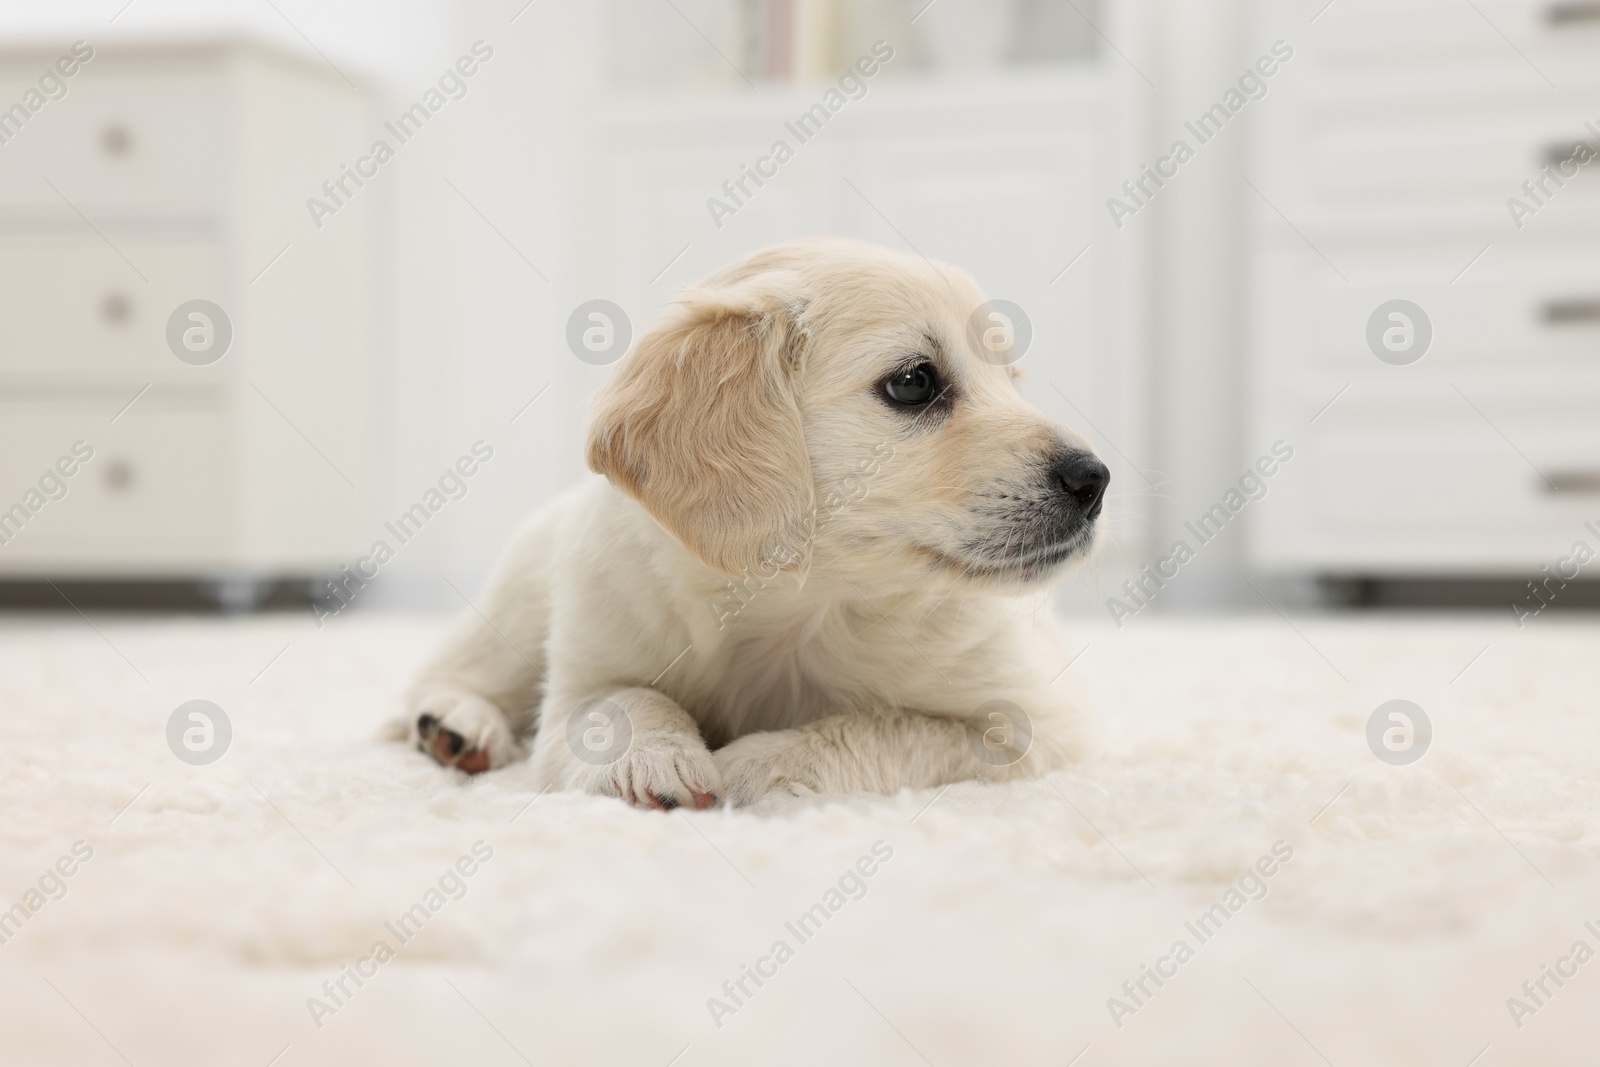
[740,0,844,83]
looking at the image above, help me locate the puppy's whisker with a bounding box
[1097,506,1156,528]
[1106,485,1174,502]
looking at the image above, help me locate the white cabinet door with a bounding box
[0,399,232,571]
[582,100,840,328]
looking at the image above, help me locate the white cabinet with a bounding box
[0,41,380,581]
[1247,0,1600,574]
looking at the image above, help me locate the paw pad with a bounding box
[416,714,488,775]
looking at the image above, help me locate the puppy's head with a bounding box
[586,238,1108,592]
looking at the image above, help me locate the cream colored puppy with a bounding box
[407,238,1109,808]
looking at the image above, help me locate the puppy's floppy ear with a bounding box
[586,275,814,578]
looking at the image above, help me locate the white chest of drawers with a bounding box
[0,40,379,587]
[1247,0,1600,575]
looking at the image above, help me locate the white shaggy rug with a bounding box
[1,609,1597,1067]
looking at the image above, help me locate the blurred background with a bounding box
[0,0,1597,621]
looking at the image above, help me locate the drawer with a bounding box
[1320,414,1600,518]
[1307,101,1600,209]
[0,235,230,383]
[0,397,232,570]
[1253,409,1600,571]
[1298,243,1600,372]
[0,63,228,214]
[1275,0,1600,84]
[1250,86,1600,235]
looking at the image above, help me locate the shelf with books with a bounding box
[605,0,1102,94]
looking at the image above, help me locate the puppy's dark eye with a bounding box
[883,363,940,407]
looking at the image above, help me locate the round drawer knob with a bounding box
[103,460,134,492]
[100,123,132,157]
[101,292,131,325]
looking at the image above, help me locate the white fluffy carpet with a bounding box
[1,609,1597,1066]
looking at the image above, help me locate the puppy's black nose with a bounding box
[1052,451,1109,519]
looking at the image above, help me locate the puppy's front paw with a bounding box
[411,691,518,774]
[582,733,721,811]
[713,730,822,808]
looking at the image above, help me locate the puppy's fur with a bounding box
[407,238,1108,808]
